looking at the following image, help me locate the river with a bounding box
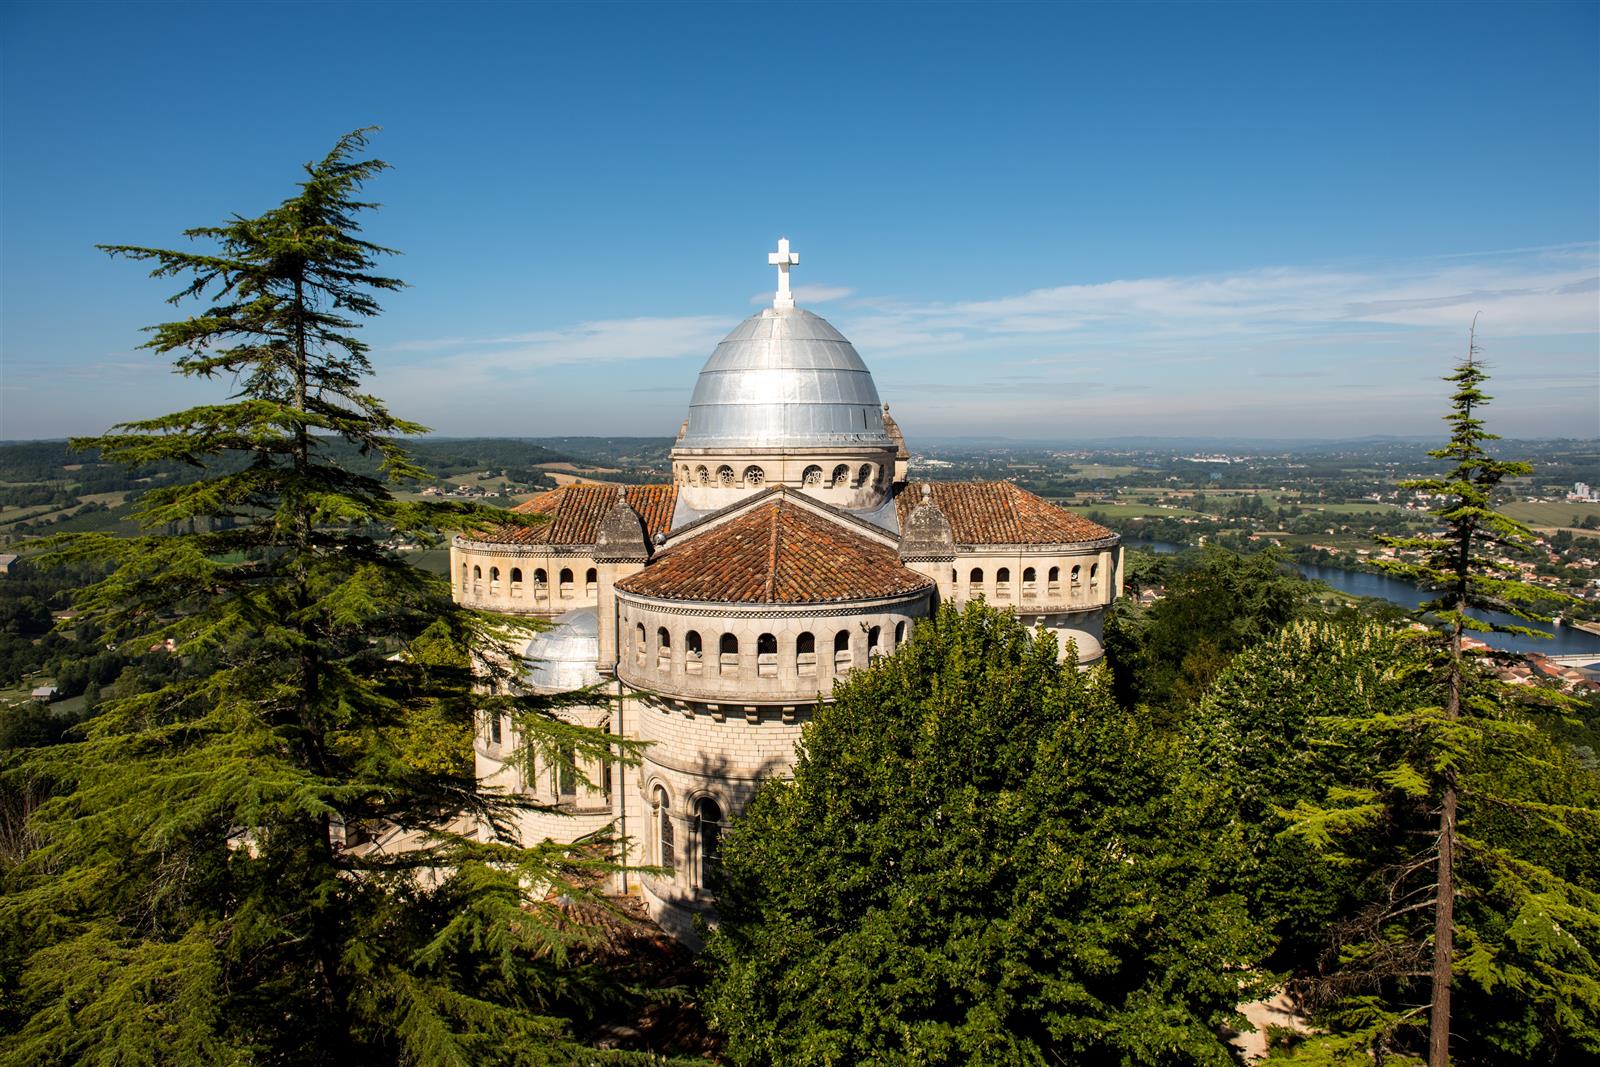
[1128,541,1600,658]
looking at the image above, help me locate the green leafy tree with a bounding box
[704,602,1267,1066]
[1105,546,1317,720]
[1274,328,1595,1065]
[0,131,647,1065]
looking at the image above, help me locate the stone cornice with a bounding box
[453,536,596,558]
[615,586,931,619]
[955,535,1121,553]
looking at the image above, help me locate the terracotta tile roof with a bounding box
[473,484,678,546]
[896,481,1114,546]
[616,499,933,604]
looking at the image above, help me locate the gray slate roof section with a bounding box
[520,608,602,693]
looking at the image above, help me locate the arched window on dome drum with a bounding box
[717,464,735,487]
[460,562,467,589]
[509,567,523,597]
[696,465,709,486]
[1070,564,1082,587]
[995,567,1011,599]
[585,567,598,598]
[488,711,501,745]
[1022,567,1037,598]
[635,623,646,664]
[559,568,574,599]
[652,785,674,871]
[856,464,872,488]
[685,630,703,675]
[796,632,816,676]
[802,465,823,487]
[833,629,852,672]
[830,464,850,488]
[473,565,482,580]
[489,567,500,591]
[656,627,671,671]
[895,621,906,645]
[757,633,778,678]
[695,797,724,889]
[1048,566,1061,595]
[1090,562,1100,587]
[867,625,881,658]
[969,567,984,592]
[743,465,764,487]
[719,633,739,675]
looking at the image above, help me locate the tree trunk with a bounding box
[1429,612,1462,1067]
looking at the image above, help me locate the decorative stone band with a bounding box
[614,587,932,620]
[453,535,599,557]
[954,535,1122,553]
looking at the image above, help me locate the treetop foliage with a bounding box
[0,130,655,1065]
[705,601,1267,1066]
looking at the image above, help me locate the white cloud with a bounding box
[748,283,855,305]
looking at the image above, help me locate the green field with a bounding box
[1504,500,1600,529]
[1068,503,1209,519]
[1064,464,1146,480]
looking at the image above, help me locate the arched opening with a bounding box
[472,565,482,580]
[830,463,850,488]
[1090,562,1100,586]
[802,464,823,487]
[559,567,574,599]
[757,632,778,678]
[719,633,739,675]
[509,567,523,598]
[460,562,467,588]
[717,464,735,487]
[585,567,598,598]
[833,629,852,671]
[635,622,646,664]
[488,711,502,746]
[489,566,501,591]
[796,632,816,676]
[1048,565,1061,595]
[653,785,674,871]
[657,627,671,671]
[995,567,1011,598]
[743,465,764,487]
[895,621,907,645]
[696,465,710,486]
[969,567,984,592]
[1022,567,1037,598]
[685,630,703,675]
[856,463,872,488]
[695,797,724,889]
[554,742,577,804]
[1070,564,1082,586]
[867,625,881,658]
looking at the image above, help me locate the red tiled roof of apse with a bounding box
[473,484,679,546]
[616,500,933,604]
[895,481,1114,545]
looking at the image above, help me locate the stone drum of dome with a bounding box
[678,307,895,450]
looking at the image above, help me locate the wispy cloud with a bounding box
[748,283,855,305]
[346,245,1600,439]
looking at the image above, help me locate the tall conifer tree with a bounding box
[0,131,645,1065]
[1279,325,1598,1065]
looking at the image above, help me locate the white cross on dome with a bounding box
[768,237,799,309]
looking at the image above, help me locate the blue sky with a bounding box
[2,1,1596,442]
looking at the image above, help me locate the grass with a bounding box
[1063,464,1146,480]
[1504,500,1600,529]
[1074,503,1210,519]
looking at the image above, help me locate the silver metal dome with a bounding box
[677,307,895,449]
[519,608,602,692]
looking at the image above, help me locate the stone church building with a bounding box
[451,241,1122,938]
